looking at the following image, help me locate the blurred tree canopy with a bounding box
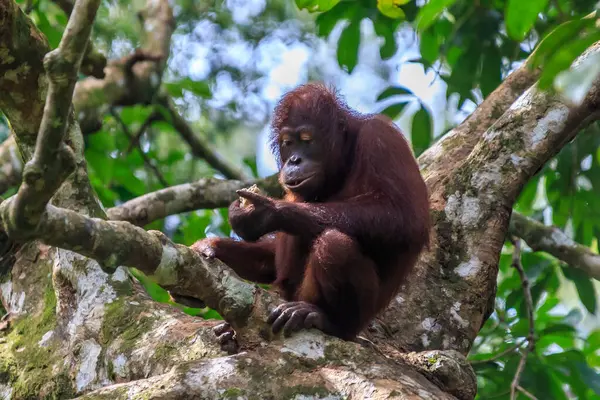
[2,0,600,398]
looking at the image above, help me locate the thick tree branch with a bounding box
[2,202,256,324]
[72,0,174,134]
[77,345,469,400]
[160,96,250,181]
[107,174,281,226]
[371,41,600,355]
[510,211,600,280]
[419,58,541,177]
[2,0,101,236]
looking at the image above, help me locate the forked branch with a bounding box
[1,0,101,236]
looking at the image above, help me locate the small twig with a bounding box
[110,108,168,187]
[469,340,524,365]
[509,238,536,400]
[123,50,163,88]
[517,385,539,400]
[125,110,161,154]
[158,96,248,181]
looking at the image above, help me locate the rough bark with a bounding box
[369,42,600,355]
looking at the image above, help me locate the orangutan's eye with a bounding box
[280,134,293,147]
[300,132,313,143]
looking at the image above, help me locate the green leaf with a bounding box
[539,30,600,90]
[480,45,502,98]
[380,102,409,120]
[119,105,154,126]
[563,267,597,314]
[415,0,458,32]
[113,164,147,196]
[411,105,432,156]
[419,29,439,64]
[295,0,341,13]
[315,2,360,37]
[373,16,399,60]
[554,52,600,105]
[86,149,114,183]
[377,0,408,19]
[377,86,414,101]
[586,329,600,349]
[575,362,600,395]
[531,15,596,68]
[165,78,212,99]
[337,19,361,73]
[446,44,481,108]
[32,10,62,49]
[539,323,576,336]
[505,0,549,41]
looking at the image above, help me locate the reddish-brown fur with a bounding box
[193,83,430,340]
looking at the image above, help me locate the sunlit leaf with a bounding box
[586,330,600,349]
[165,78,212,99]
[415,0,458,32]
[377,0,409,19]
[31,10,62,48]
[505,0,549,41]
[554,52,600,105]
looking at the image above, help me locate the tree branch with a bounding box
[107,174,281,226]
[419,58,541,178]
[72,0,174,134]
[4,202,255,324]
[160,96,250,181]
[2,0,101,236]
[510,211,600,280]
